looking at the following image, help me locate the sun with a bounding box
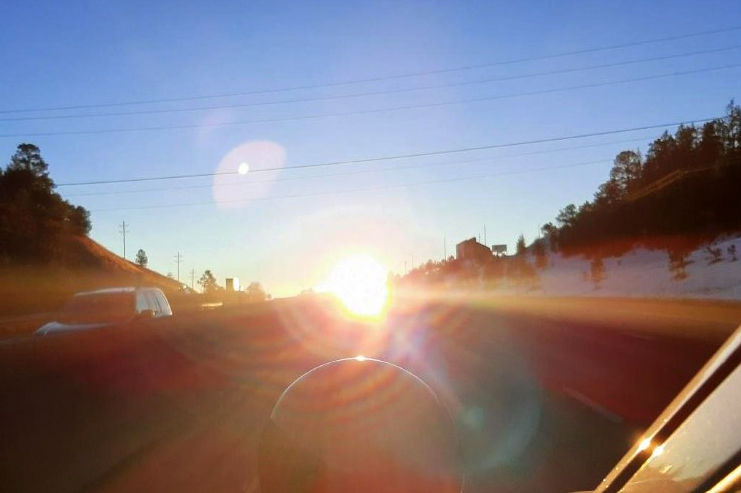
[318,254,390,319]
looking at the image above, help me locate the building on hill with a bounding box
[226,278,241,292]
[492,244,508,257]
[456,237,492,264]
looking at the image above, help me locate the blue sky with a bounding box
[1,0,739,296]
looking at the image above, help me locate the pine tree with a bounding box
[135,249,148,267]
[516,235,527,256]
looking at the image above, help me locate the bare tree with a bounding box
[590,257,606,289]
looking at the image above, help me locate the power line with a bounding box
[118,221,130,258]
[174,252,183,282]
[90,159,610,213]
[56,117,715,187]
[5,63,738,140]
[61,170,238,186]
[4,45,739,123]
[64,134,656,198]
[2,24,739,115]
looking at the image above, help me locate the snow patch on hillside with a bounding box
[495,235,741,300]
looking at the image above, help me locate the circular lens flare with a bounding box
[212,141,286,209]
[318,254,390,319]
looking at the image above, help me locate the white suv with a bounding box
[35,287,172,336]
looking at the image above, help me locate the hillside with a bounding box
[0,144,190,335]
[71,236,182,289]
[0,235,184,321]
[494,235,741,300]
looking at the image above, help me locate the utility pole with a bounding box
[444,237,447,260]
[484,225,487,246]
[190,269,195,290]
[119,221,130,259]
[174,252,183,282]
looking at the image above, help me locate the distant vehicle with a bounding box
[35,287,172,336]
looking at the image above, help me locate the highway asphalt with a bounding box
[1,296,738,492]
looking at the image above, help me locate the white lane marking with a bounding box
[563,387,623,423]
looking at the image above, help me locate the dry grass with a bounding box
[0,236,184,334]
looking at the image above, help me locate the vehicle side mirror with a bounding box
[138,309,155,319]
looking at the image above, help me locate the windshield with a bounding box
[1,2,741,492]
[59,293,135,324]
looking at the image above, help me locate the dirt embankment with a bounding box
[0,236,187,337]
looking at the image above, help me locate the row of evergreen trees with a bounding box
[0,144,91,264]
[400,102,741,287]
[542,101,741,254]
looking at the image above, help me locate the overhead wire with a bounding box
[56,117,716,187]
[2,24,739,115]
[65,134,656,198]
[3,44,739,123]
[5,63,738,139]
[90,160,609,213]
[3,26,733,211]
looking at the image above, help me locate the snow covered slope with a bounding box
[497,235,741,300]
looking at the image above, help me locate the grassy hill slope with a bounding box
[0,236,184,323]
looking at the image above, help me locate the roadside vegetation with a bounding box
[544,101,741,255]
[0,144,91,263]
[402,101,741,289]
[0,145,155,319]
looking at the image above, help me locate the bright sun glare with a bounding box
[319,254,390,318]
